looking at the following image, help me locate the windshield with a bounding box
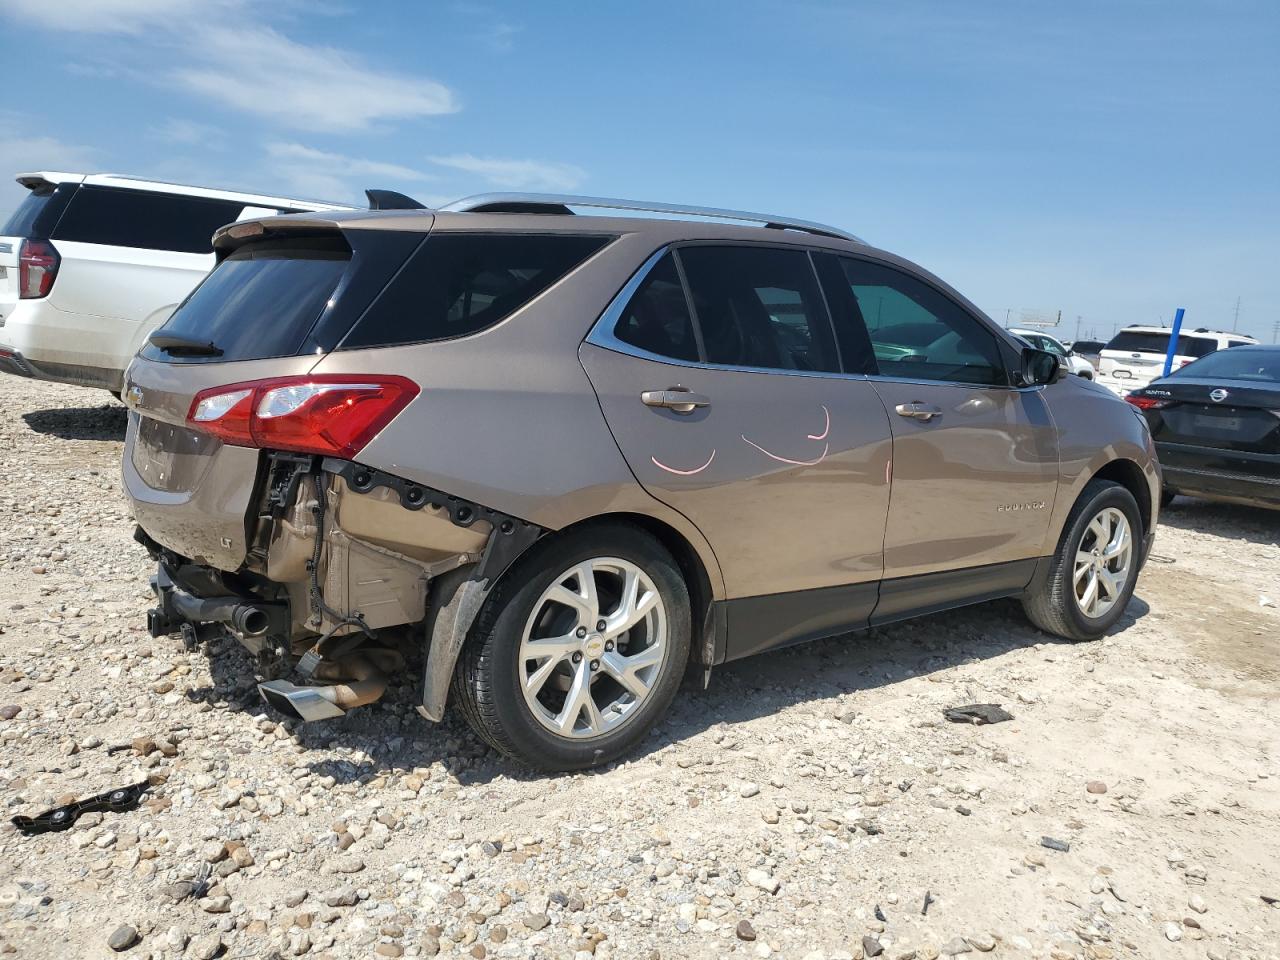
[140,237,350,363]
[1172,348,1279,383]
[1105,330,1217,358]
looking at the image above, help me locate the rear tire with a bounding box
[453,524,691,771]
[1022,479,1143,641]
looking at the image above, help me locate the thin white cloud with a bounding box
[266,142,433,182]
[149,118,227,147]
[174,26,458,132]
[263,143,437,206]
[0,128,97,219]
[427,153,585,191]
[0,0,243,33]
[0,3,459,134]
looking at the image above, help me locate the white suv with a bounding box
[1097,324,1257,395]
[0,172,353,394]
[1007,328,1094,379]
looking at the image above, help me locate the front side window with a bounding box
[613,252,699,362]
[344,233,611,349]
[828,258,1005,385]
[677,245,839,373]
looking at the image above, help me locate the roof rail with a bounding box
[438,193,863,243]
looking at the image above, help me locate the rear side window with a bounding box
[343,233,611,349]
[52,186,246,254]
[613,253,699,362]
[677,246,840,373]
[141,237,350,363]
[826,257,1005,385]
[2,183,75,238]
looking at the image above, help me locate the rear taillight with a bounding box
[18,239,60,299]
[188,375,419,458]
[1125,394,1171,410]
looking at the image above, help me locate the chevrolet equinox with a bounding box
[121,194,1161,770]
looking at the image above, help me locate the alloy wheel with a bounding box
[517,557,668,739]
[1073,506,1133,619]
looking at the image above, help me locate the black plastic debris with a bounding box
[874,904,887,922]
[944,704,1014,725]
[1040,836,1070,853]
[921,890,935,916]
[1262,894,1278,906]
[11,781,150,835]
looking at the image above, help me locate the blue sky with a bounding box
[1,0,1276,342]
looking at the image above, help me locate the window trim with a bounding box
[588,242,1030,391]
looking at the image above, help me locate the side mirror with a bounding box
[1020,347,1062,386]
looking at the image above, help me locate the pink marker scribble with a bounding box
[807,405,830,441]
[651,450,716,476]
[740,404,832,466]
[740,436,829,466]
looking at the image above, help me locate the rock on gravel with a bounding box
[107,925,138,951]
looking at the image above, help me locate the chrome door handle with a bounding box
[641,388,711,414]
[895,401,942,422]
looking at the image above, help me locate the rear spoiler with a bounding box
[366,189,425,210]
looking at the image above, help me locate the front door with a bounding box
[580,246,893,654]
[815,253,1058,592]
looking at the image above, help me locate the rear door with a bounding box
[815,253,1058,611]
[581,244,893,652]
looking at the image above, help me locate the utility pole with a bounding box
[1075,315,1082,342]
[1273,319,1280,344]
[1233,297,1241,331]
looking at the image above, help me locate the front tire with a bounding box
[453,525,691,771]
[1022,479,1143,641]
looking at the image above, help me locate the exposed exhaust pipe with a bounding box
[167,591,273,637]
[257,654,388,722]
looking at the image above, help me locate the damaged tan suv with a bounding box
[122,194,1160,770]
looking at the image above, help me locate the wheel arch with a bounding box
[509,512,720,670]
[1090,458,1152,536]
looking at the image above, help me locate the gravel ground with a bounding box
[1,375,1278,960]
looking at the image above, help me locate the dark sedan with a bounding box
[1126,344,1280,511]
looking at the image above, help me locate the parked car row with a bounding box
[1097,324,1257,395]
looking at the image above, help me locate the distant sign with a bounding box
[1018,309,1060,329]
